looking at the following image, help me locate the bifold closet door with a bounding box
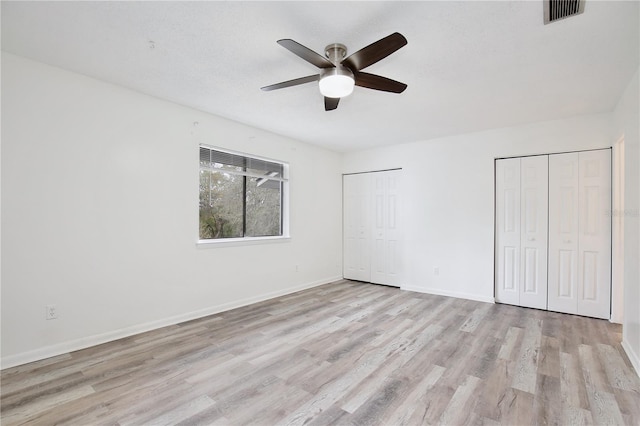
[496,155,548,309]
[370,170,402,287]
[496,155,549,309]
[578,150,612,318]
[495,158,521,306]
[495,156,548,309]
[343,170,402,287]
[343,173,371,282]
[547,153,579,314]
[548,150,611,319]
[519,156,548,309]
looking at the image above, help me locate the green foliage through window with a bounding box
[199,147,287,240]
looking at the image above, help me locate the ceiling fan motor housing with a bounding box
[325,43,348,64]
[319,43,355,98]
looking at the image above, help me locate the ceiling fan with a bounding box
[261,32,408,111]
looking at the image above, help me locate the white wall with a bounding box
[613,67,640,375]
[1,53,343,368]
[3,50,637,374]
[343,113,615,304]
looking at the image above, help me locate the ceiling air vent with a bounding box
[544,0,585,24]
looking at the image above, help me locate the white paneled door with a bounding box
[548,150,611,319]
[495,156,548,310]
[370,170,402,286]
[519,156,549,309]
[577,150,611,318]
[495,158,521,306]
[498,149,611,320]
[343,173,371,282]
[343,170,402,287]
[548,153,580,314]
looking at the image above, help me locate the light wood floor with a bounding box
[2,280,639,425]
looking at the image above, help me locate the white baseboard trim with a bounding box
[621,339,640,378]
[402,285,495,304]
[1,276,342,370]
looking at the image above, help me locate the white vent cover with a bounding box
[544,0,585,24]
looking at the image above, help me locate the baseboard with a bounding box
[621,339,640,378]
[1,276,342,370]
[610,315,624,325]
[402,285,495,304]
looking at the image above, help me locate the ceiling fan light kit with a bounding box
[261,32,408,111]
[319,66,355,98]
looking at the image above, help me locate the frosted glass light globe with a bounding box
[319,66,355,98]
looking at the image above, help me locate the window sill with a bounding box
[196,235,291,248]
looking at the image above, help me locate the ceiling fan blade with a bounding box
[277,39,335,69]
[342,32,407,72]
[261,74,319,91]
[354,72,407,93]
[324,97,339,111]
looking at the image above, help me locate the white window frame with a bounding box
[197,145,290,247]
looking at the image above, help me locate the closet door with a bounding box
[496,156,548,308]
[519,156,548,309]
[548,149,611,319]
[343,173,371,282]
[370,170,402,287]
[577,150,611,319]
[495,158,521,306]
[548,153,580,314]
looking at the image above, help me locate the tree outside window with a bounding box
[199,147,287,240]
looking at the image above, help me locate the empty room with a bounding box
[1,1,639,425]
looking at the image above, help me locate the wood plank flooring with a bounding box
[2,280,639,425]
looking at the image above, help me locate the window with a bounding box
[199,146,288,241]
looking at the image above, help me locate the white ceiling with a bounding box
[2,1,638,152]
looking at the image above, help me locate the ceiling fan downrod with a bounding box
[324,43,347,64]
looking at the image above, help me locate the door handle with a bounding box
[527,237,536,241]
[564,239,571,243]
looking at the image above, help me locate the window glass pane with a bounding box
[246,159,283,177]
[199,170,243,239]
[214,163,244,173]
[199,146,287,241]
[245,176,282,237]
[200,161,243,174]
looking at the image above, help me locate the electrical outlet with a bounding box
[434,267,440,276]
[295,265,299,272]
[46,304,58,320]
